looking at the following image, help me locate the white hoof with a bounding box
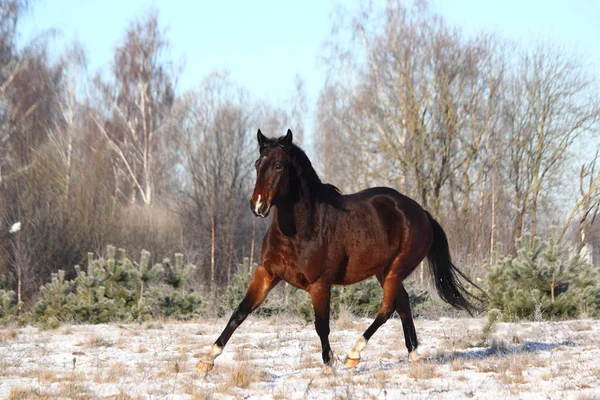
[408,350,420,363]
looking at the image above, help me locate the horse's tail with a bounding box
[425,212,486,315]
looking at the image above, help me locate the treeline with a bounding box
[316,1,600,280]
[0,3,302,306]
[1,0,599,313]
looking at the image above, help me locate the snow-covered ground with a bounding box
[1,315,599,399]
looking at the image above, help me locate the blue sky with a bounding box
[18,0,600,144]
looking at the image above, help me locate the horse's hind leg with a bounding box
[344,271,404,368]
[373,273,418,361]
[395,284,420,362]
[344,257,422,368]
[376,272,420,361]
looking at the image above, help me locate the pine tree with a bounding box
[35,270,75,327]
[0,289,17,320]
[127,250,162,318]
[158,253,203,317]
[100,245,129,299]
[162,253,196,292]
[74,253,110,306]
[338,277,384,317]
[487,235,600,320]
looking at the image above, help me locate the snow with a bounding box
[1,316,599,399]
[9,221,21,234]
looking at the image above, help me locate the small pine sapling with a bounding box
[74,253,110,306]
[35,270,75,327]
[0,289,17,320]
[128,250,163,318]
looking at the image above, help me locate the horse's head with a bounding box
[250,129,294,218]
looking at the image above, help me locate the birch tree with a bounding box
[93,10,176,206]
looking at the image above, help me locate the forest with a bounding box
[1,0,599,323]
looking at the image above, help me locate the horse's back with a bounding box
[342,186,428,219]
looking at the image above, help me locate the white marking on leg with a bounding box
[208,344,223,359]
[196,343,223,372]
[255,195,263,214]
[408,350,420,363]
[347,336,368,360]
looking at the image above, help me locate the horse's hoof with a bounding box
[344,356,360,368]
[195,360,214,373]
[408,351,420,363]
[322,364,335,375]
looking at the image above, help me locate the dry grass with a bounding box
[38,369,58,382]
[83,335,114,348]
[94,361,129,383]
[407,362,439,380]
[8,386,52,400]
[57,381,95,399]
[107,391,145,400]
[440,328,480,350]
[134,344,148,354]
[165,354,188,374]
[450,358,465,371]
[477,363,497,373]
[228,361,259,388]
[335,308,356,330]
[571,321,593,331]
[494,354,542,385]
[1,328,18,341]
[576,395,600,400]
[61,326,74,335]
[182,378,215,400]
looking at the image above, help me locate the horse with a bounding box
[196,129,484,372]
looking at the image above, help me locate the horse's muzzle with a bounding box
[250,199,270,218]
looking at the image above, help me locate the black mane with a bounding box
[262,138,346,210]
[290,144,346,210]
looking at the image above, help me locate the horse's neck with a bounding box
[273,185,318,239]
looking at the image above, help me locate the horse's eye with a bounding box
[275,164,282,170]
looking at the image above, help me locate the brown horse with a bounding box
[196,129,483,372]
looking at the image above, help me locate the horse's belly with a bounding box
[329,241,395,285]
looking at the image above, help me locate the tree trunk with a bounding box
[490,167,497,263]
[210,213,216,293]
[16,234,22,314]
[530,185,540,238]
[138,280,144,309]
[227,231,234,286]
[550,272,555,304]
[65,126,73,199]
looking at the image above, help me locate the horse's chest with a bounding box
[263,238,328,289]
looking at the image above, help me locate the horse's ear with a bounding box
[257,129,266,151]
[281,129,293,150]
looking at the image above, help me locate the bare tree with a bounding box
[45,43,86,200]
[561,145,600,247]
[178,72,256,291]
[505,44,600,240]
[93,10,176,206]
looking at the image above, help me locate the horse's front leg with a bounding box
[196,265,280,372]
[309,284,333,366]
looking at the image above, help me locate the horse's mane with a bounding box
[290,144,347,211]
[262,138,346,210]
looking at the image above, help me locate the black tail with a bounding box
[425,212,486,315]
